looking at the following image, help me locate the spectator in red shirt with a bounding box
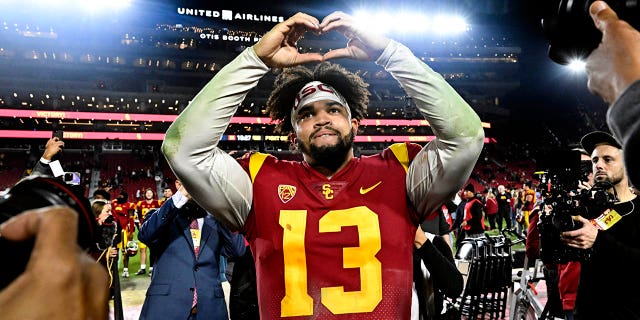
[484,191,499,230]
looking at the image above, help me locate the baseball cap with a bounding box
[580,131,622,155]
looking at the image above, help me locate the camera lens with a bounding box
[542,0,640,65]
[0,175,94,289]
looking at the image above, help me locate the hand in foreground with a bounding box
[560,215,598,250]
[586,1,640,104]
[0,206,109,320]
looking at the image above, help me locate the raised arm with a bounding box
[381,41,484,218]
[320,11,483,218]
[162,14,323,230]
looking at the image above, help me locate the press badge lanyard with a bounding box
[590,202,635,231]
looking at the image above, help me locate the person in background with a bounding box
[162,186,174,201]
[90,198,125,320]
[111,190,136,278]
[93,188,112,201]
[162,10,483,319]
[92,199,119,264]
[134,187,162,276]
[413,227,463,319]
[560,131,640,319]
[495,185,511,231]
[484,191,498,230]
[453,183,485,249]
[526,202,564,319]
[521,181,536,231]
[138,184,246,320]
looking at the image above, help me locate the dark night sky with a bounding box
[7,0,611,147]
[159,0,611,145]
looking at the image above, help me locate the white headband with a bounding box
[291,81,350,127]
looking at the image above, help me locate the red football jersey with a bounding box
[136,200,163,223]
[239,143,422,319]
[111,200,135,232]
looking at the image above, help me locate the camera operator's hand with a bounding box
[42,137,65,161]
[0,205,109,320]
[578,180,592,191]
[560,215,598,250]
[586,1,640,104]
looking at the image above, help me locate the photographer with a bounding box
[0,206,109,319]
[585,1,640,188]
[90,199,125,320]
[560,131,640,319]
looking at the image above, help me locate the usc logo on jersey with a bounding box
[322,184,334,200]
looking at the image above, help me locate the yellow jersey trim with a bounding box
[249,152,269,183]
[389,143,410,173]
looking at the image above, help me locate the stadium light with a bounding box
[432,14,468,34]
[353,10,468,36]
[11,0,131,13]
[566,59,586,73]
[79,0,131,13]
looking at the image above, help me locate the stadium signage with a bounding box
[199,33,260,43]
[37,111,66,118]
[177,8,284,23]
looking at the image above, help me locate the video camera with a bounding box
[541,0,640,65]
[0,174,112,289]
[535,150,616,264]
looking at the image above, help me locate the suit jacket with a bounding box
[31,159,53,176]
[138,198,246,320]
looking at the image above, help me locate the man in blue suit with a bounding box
[138,182,246,320]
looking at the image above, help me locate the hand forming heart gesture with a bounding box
[253,11,391,68]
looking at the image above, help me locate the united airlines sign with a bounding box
[177,8,285,23]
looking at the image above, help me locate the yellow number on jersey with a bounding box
[279,207,382,317]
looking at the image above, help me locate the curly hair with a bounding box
[266,62,370,133]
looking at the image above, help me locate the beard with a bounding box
[595,171,623,186]
[297,128,355,172]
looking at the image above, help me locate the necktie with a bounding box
[190,219,200,256]
[190,218,199,307]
